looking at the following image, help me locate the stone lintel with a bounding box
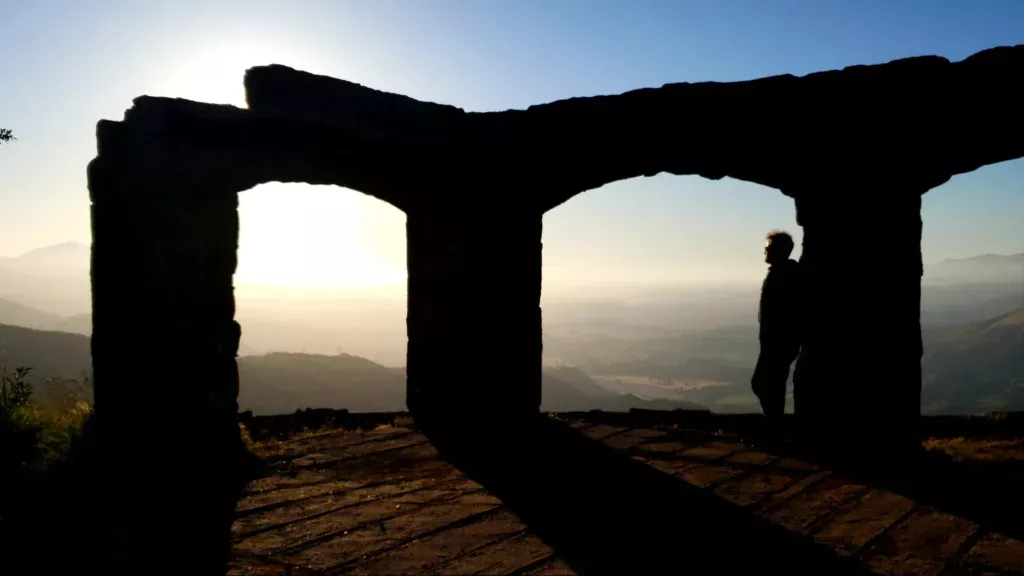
[244,45,1024,212]
[89,96,424,208]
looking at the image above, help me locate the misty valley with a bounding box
[1,242,1021,417]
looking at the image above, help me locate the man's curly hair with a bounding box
[765,230,794,257]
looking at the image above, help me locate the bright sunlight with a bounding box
[234,184,406,290]
[153,38,403,291]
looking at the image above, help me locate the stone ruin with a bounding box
[86,45,1024,572]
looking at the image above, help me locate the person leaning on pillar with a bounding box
[751,230,803,443]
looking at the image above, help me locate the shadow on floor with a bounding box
[428,415,873,576]
[572,410,1024,547]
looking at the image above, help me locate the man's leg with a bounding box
[752,352,789,420]
[752,349,793,454]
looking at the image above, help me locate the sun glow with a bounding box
[234,184,407,291]
[154,39,322,107]
[152,39,402,292]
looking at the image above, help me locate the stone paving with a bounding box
[229,418,1024,575]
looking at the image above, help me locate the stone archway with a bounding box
[86,45,1024,573]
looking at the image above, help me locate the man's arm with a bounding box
[758,271,777,341]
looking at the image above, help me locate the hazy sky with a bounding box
[2,1,1023,291]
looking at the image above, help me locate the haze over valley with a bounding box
[1,241,1020,416]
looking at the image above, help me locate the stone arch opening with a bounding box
[541,174,802,414]
[917,158,1024,414]
[85,94,428,570]
[232,182,409,414]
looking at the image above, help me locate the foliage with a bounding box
[0,365,41,477]
[923,436,1024,463]
[0,363,95,572]
[0,363,94,484]
[1,366,34,409]
[31,376,94,468]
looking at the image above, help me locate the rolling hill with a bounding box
[0,323,92,382]
[237,352,407,414]
[239,354,708,415]
[921,307,1024,413]
[0,299,66,332]
[0,298,93,337]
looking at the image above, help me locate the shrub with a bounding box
[0,364,94,485]
[32,376,94,470]
[0,366,42,478]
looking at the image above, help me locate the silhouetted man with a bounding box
[751,230,802,423]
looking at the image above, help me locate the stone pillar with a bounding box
[406,206,543,438]
[793,192,924,466]
[89,145,243,573]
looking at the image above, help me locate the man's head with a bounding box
[764,230,794,264]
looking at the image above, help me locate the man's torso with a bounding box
[759,259,802,349]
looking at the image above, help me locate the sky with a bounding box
[1,0,1023,293]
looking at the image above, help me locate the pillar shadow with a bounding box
[564,410,1024,547]
[425,415,873,576]
[569,409,1024,545]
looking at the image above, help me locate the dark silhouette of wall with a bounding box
[793,194,924,465]
[85,44,1024,574]
[406,209,543,433]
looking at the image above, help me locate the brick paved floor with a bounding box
[229,419,1024,575]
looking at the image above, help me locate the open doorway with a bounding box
[540,174,800,415]
[918,157,1024,415]
[233,182,409,415]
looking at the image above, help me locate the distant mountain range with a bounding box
[1,307,1019,416]
[1,304,1021,415]
[0,242,91,272]
[0,323,93,383]
[0,299,91,335]
[920,282,1024,327]
[0,323,706,415]
[2,242,1020,313]
[0,242,1021,415]
[0,242,91,316]
[924,253,1024,286]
